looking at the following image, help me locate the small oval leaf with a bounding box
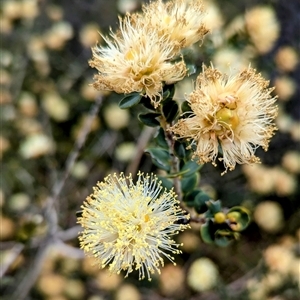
[181,160,202,177]
[154,128,168,149]
[138,113,160,127]
[174,141,186,159]
[119,93,142,109]
[140,96,156,111]
[206,200,222,215]
[194,191,210,214]
[214,229,234,247]
[157,175,174,191]
[163,84,175,99]
[200,220,214,244]
[162,98,179,122]
[181,101,192,114]
[181,173,199,194]
[145,148,170,172]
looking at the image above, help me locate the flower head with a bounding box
[245,6,279,54]
[78,172,190,281]
[143,0,208,52]
[170,65,278,174]
[89,14,186,108]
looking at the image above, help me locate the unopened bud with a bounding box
[214,212,226,224]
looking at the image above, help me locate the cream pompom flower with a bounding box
[245,6,280,54]
[89,14,187,108]
[78,172,190,281]
[170,65,278,174]
[143,0,208,52]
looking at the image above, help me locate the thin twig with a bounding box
[53,239,85,259]
[0,243,24,278]
[9,96,103,300]
[160,116,183,201]
[56,225,82,241]
[49,95,103,207]
[10,238,51,300]
[165,128,182,201]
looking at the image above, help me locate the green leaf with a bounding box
[181,101,192,114]
[119,93,142,109]
[181,160,202,177]
[194,191,210,214]
[162,89,170,100]
[163,84,175,99]
[157,175,173,191]
[206,200,222,215]
[145,148,170,172]
[214,229,235,247]
[138,113,160,127]
[183,189,201,203]
[181,173,199,194]
[140,96,156,111]
[200,220,214,244]
[174,141,186,159]
[154,128,168,149]
[162,98,179,122]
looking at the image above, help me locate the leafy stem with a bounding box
[159,110,183,202]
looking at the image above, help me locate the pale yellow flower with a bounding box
[245,6,279,54]
[254,201,284,233]
[89,14,187,108]
[170,65,278,174]
[187,258,219,292]
[78,172,189,281]
[143,0,208,52]
[275,46,299,72]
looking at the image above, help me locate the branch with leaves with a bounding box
[77,0,277,282]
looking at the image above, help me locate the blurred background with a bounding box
[1,0,299,299]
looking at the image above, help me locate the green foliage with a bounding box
[200,218,240,247]
[157,175,174,191]
[199,202,251,247]
[180,160,202,176]
[119,92,142,109]
[174,141,186,159]
[181,101,193,114]
[140,96,156,110]
[181,173,199,194]
[162,97,179,123]
[145,148,171,172]
[154,128,169,149]
[194,191,211,214]
[138,113,161,127]
[162,84,175,100]
[206,199,222,216]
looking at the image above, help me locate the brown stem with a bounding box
[9,96,103,300]
[189,216,207,224]
[159,115,182,202]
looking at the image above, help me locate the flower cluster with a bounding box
[89,0,208,107]
[78,172,190,281]
[80,0,279,283]
[170,65,278,174]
